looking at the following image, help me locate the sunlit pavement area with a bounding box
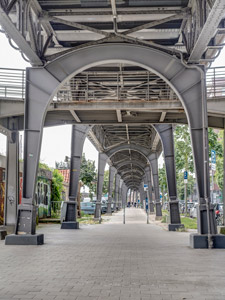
[1,208,225,300]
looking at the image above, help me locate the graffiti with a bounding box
[8,196,15,206]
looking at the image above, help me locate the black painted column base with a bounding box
[155,202,162,218]
[5,234,44,245]
[168,223,184,231]
[61,221,79,229]
[190,233,225,249]
[0,230,7,240]
[149,202,154,214]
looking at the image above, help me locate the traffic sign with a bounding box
[184,171,188,180]
[144,184,148,191]
[211,149,216,164]
[211,149,216,171]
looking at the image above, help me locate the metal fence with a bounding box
[1,66,225,101]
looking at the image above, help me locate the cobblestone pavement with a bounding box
[1,208,225,300]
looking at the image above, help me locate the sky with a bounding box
[0,32,225,170]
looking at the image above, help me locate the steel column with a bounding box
[106,166,116,215]
[148,153,162,219]
[118,179,123,209]
[114,174,120,211]
[4,131,19,227]
[94,152,108,219]
[61,125,90,229]
[154,124,183,231]
[145,166,154,214]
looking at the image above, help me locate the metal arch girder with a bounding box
[114,159,146,171]
[22,42,212,235]
[122,174,142,182]
[118,165,144,176]
[105,143,150,159]
[124,178,142,185]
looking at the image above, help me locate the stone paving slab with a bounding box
[0,208,225,300]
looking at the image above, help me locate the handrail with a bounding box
[0,66,225,101]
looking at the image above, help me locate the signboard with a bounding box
[144,184,148,191]
[184,171,188,183]
[211,149,216,171]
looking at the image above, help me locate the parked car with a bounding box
[81,202,96,214]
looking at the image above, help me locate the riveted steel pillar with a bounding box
[4,130,19,227]
[106,166,116,215]
[149,153,162,219]
[114,174,120,211]
[61,125,90,229]
[139,183,145,207]
[118,179,123,210]
[5,68,59,245]
[145,166,154,214]
[94,153,108,219]
[154,124,183,231]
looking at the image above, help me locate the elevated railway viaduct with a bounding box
[1,0,225,248]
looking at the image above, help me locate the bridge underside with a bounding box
[1,0,225,248]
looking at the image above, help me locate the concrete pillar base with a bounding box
[155,216,162,221]
[168,224,184,231]
[0,230,7,240]
[190,233,225,249]
[218,226,225,234]
[61,221,79,229]
[5,234,44,245]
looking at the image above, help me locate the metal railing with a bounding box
[206,66,225,98]
[0,66,225,101]
[0,68,25,100]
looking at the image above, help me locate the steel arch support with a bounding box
[94,152,108,219]
[145,166,154,214]
[106,166,117,215]
[139,183,145,207]
[16,43,218,245]
[61,124,90,229]
[116,160,146,171]
[118,179,123,210]
[4,130,19,227]
[148,153,162,219]
[154,124,183,231]
[114,174,121,211]
[6,68,59,245]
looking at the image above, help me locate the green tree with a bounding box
[39,162,52,171]
[102,169,109,195]
[51,169,64,202]
[79,153,97,198]
[158,164,168,201]
[174,125,194,174]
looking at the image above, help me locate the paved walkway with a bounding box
[1,208,225,300]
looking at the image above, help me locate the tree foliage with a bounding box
[102,169,109,195]
[158,125,223,201]
[79,153,97,198]
[51,169,64,202]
